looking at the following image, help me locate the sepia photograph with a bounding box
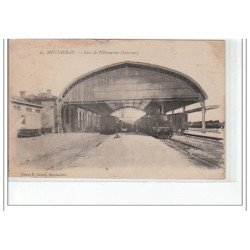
[1,2,249,250]
[8,39,225,179]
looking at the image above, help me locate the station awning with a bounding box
[167,105,220,115]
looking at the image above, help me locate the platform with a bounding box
[184,129,224,140]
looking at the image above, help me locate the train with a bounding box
[189,120,224,129]
[98,113,190,139]
[98,115,120,134]
[167,113,188,132]
[138,115,173,139]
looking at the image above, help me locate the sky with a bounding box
[112,108,146,124]
[9,39,225,122]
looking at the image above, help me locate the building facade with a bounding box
[17,89,99,134]
[61,105,99,132]
[26,89,58,133]
[10,95,43,138]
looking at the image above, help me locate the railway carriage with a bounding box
[189,120,223,129]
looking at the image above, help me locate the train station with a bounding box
[56,61,209,134]
[9,60,224,179]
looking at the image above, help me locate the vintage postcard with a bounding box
[8,39,225,179]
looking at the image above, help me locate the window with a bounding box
[14,105,21,111]
[26,107,32,112]
[21,115,26,126]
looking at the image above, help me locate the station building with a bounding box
[26,89,99,133]
[61,105,99,133]
[12,61,215,136]
[10,92,43,138]
[26,89,58,133]
[57,61,209,134]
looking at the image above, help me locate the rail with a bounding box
[160,133,224,168]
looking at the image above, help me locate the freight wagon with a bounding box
[189,120,223,129]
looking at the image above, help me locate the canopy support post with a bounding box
[201,100,206,133]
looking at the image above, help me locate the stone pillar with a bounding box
[93,114,96,130]
[91,113,93,129]
[201,100,206,133]
[80,111,82,131]
[62,106,67,132]
[77,110,80,129]
[82,111,85,131]
[68,106,72,132]
[78,112,81,130]
[84,112,86,129]
[72,107,76,132]
[76,109,78,129]
[56,99,62,133]
[87,112,89,128]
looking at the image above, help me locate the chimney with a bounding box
[20,91,26,99]
[47,89,52,97]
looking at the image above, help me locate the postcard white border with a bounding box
[7,39,243,205]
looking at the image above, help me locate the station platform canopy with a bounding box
[167,105,220,115]
[58,61,208,115]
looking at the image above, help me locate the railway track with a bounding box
[47,148,86,170]
[47,139,104,170]
[160,135,224,168]
[171,135,223,158]
[183,132,223,141]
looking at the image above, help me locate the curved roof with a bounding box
[59,61,207,115]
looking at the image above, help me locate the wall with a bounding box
[10,102,42,138]
[40,100,57,133]
[62,105,98,132]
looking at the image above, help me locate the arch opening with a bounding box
[111,107,146,124]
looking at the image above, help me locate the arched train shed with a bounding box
[57,61,208,133]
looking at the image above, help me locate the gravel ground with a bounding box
[9,133,225,179]
[45,134,224,179]
[9,133,111,176]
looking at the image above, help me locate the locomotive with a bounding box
[138,115,173,139]
[98,115,120,134]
